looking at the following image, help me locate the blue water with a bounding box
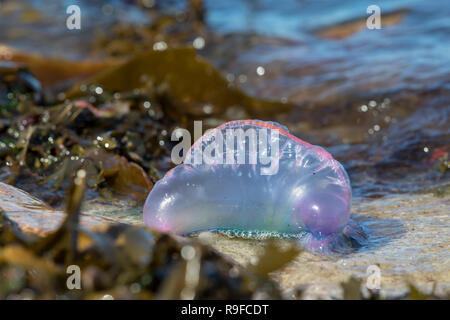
[205,0,450,94]
[3,0,449,94]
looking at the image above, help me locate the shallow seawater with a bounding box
[1,0,449,298]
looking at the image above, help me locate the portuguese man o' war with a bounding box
[143,120,366,253]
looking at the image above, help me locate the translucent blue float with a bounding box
[144,120,366,253]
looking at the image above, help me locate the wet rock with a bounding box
[0,61,42,104]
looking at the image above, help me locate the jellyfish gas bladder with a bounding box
[143,120,366,253]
